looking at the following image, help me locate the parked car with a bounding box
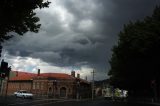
[14,90,33,99]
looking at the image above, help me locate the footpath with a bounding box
[122,97,160,106]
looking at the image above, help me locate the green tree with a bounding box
[0,0,50,55]
[108,6,160,97]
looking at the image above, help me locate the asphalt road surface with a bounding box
[5,98,158,106]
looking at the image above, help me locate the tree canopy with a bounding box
[0,0,50,42]
[108,6,160,96]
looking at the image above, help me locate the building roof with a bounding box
[9,71,90,85]
[10,71,36,81]
[10,71,76,81]
[40,73,75,80]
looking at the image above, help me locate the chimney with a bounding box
[77,73,80,78]
[38,69,40,76]
[71,71,75,77]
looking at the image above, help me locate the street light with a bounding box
[91,70,95,100]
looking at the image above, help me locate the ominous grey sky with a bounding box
[2,0,160,80]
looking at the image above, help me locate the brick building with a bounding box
[1,70,91,99]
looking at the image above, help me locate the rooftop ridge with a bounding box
[10,71,74,80]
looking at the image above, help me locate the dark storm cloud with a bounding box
[74,39,89,45]
[58,0,160,71]
[3,0,160,79]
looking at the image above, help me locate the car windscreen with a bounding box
[22,91,27,93]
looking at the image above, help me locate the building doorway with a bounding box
[48,87,52,97]
[60,87,66,97]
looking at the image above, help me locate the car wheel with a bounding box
[23,95,25,99]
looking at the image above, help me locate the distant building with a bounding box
[94,79,110,97]
[1,70,91,99]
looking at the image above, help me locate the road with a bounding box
[0,96,158,106]
[1,98,158,106]
[41,100,158,106]
[0,96,64,106]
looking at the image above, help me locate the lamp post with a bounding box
[91,70,95,100]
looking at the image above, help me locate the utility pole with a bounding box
[91,70,95,100]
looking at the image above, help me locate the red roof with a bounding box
[9,71,90,84]
[40,73,74,79]
[10,71,74,81]
[10,71,36,81]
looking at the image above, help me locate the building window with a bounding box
[41,82,44,90]
[33,82,36,89]
[37,82,40,89]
